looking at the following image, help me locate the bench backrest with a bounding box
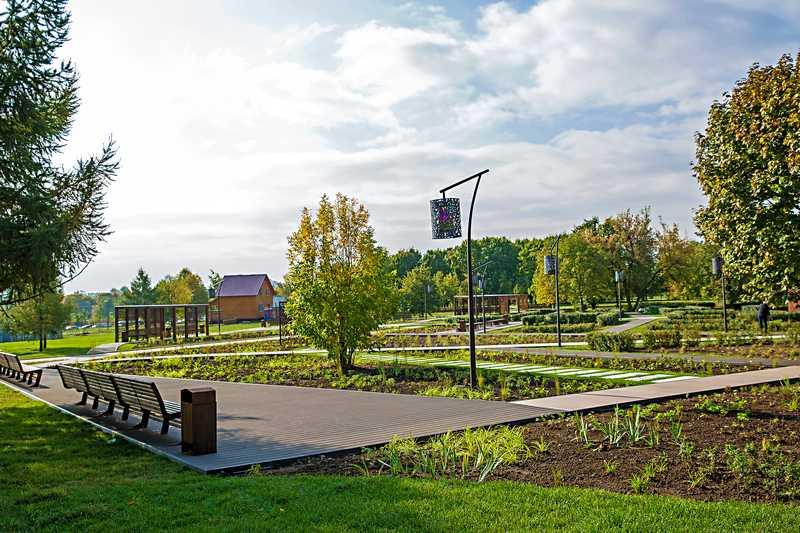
[82,370,123,404]
[113,376,166,414]
[0,353,9,368]
[57,366,88,393]
[5,354,23,372]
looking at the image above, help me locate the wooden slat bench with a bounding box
[1,352,42,387]
[114,375,182,434]
[56,365,92,406]
[56,366,181,434]
[82,369,125,416]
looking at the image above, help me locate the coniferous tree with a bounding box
[0,0,118,304]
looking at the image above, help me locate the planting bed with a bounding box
[273,382,800,503]
[85,353,635,401]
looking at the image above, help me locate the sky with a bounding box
[59,0,800,292]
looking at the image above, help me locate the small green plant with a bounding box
[687,469,707,488]
[551,467,563,486]
[624,405,647,444]
[646,421,661,448]
[593,409,626,447]
[678,439,696,461]
[669,420,683,443]
[629,472,650,494]
[573,414,592,446]
[532,436,551,454]
[603,459,619,474]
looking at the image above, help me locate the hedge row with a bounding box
[523,311,600,326]
[586,331,635,352]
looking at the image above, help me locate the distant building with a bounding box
[210,274,274,323]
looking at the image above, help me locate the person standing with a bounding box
[757,301,771,334]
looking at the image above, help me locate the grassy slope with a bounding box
[2,322,268,359]
[1,331,116,358]
[1,386,798,532]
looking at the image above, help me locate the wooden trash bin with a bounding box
[181,387,217,455]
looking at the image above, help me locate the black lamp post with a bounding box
[433,169,490,389]
[614,270,624,319]
[712,256,729,332]
[544,235,562,347]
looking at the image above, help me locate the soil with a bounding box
[267,384,800,503]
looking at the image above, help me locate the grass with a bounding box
[2,321,269,359]
[1,385,800,531]
[1,330,117,359]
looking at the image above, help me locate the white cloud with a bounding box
[57,0,797,291]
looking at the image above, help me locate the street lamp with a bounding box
[423,282,432,318]
[712,256,729,333]
[544,234,562,347]
[474,259,493,334]
[431,168,490,389]
[614,270,624,319]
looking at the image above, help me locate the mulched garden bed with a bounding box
[269,383,800,503]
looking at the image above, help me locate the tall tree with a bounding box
[0,0,118,304]
[389,248,422,280]
[398,265,438,315]
[2,291,70,351]
[126,268,156,304]
[694,53,800,301]
[559,232,610,310]
[285,194,396,375]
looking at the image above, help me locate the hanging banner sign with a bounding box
[544,255,557,275]
[430,197,462,239]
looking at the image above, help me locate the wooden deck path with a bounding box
[1,369,556,474]
[515,366,800,411]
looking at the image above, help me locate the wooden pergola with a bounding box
[114,304,210,343]
[453,294,529,316]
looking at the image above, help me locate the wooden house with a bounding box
[210,274,274,323]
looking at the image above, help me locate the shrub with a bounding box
[523,311,599,326]
[596,311,621,327]
[641,330,682,349]
[586,331,635,352]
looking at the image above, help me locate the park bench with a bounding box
[56,365,91,406]
[0,352,42,387]
[114,375,182,434]
[82,369,126,416]
[56,365,181,434]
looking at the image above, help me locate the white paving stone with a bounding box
[652,375,699,383]
[598,372,647,380]
[626,374,673,382]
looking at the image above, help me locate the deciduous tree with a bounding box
[694,53,800,301]
[285,194,396,375]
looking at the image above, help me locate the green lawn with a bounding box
[1,330,117,359]
[1,386,798,531]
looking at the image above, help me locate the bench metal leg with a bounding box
[133,411,150,430]
[160,419,170,435]
[77,392,88,406]
[91,396,99,410]
[121,405,130,421]
[100,401,115,416]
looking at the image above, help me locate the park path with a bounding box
[603,314,660,333]
[515,366,800,412]
[358,352,693,385]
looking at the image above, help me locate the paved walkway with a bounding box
[516,366,800,412]
[1,369,554,474]
[604,314,660,333]
[359,352,694,385]
[87,342,127,355]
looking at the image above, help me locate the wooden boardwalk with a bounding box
[2,369,555,474]
[515,366,800,411]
